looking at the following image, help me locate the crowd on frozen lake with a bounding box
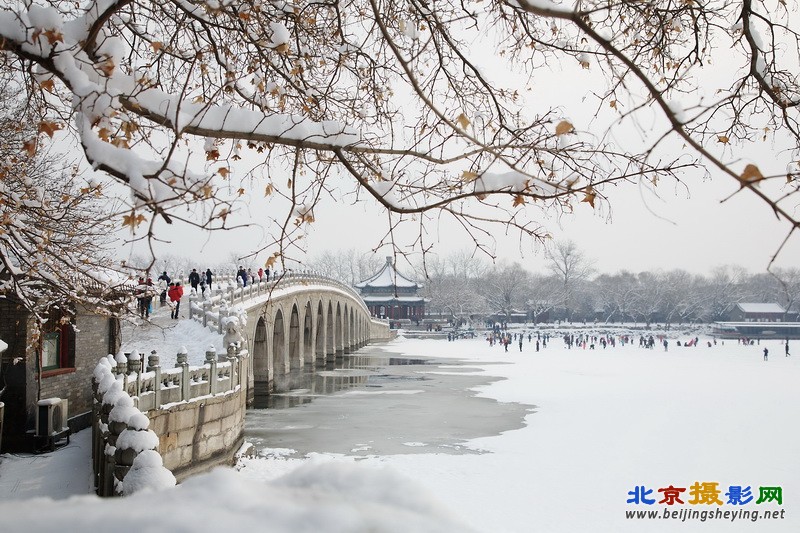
[1,324,797,532]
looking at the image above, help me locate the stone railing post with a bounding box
[202,300,209,327]
[206,347,218,395]
[114,414,175,495]
[106,394,133,496]
[188,293,197,320]
[128,350,142,398]
[115,352,128,391]
[237,346,246,392]
[95,377,116,496]
[227,343,238,389]
[176,349,190,401]
[147,350,162,408]
[218,305,228,335]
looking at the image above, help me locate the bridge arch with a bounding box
[303,301,313,366]
[253,317,269,390]
[289,303,301,372]
[326,301,335,361]
[348,306,355,350]
[335,302,343,355]
[230,273,390,395]
[315,301,325,365]
[272,309,287,391]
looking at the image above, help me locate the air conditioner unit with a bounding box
[36,397,69,438]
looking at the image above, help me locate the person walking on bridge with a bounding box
[168,282,184,319]
[188,268,201,293]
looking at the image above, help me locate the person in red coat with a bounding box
[168,282,184,319]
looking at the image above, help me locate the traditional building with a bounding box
[729,302,786,322]
[0,298,122,452]
[355,257,427,321]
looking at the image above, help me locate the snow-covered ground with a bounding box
[1,326,798,532]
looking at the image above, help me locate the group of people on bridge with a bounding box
[236,266,270,287]
[134,268,214,320]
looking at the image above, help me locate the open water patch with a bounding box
[245,344,533,457]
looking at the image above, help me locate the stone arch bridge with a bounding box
[186,272,392,394]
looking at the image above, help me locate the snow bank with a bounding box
[0,464,471,533]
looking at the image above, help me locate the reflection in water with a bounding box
[253,353,432,409]
[245,346,535,457]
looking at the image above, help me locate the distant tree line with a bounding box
[309,244,800,327]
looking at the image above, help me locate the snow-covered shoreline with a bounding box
[2,330,797,532]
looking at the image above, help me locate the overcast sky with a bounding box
[122,15,800,278]
[124,166,799,277]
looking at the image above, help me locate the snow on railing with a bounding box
[92,344,249,496]
[185,270,375,335]
[93,355,176,497]
[112,345,247,412]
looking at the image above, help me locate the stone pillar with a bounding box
[116,352,128,392]
[114,412,161,495]
[218,305,228,335]
[206,347,218,395]
[147,351,162,408]
[176,349,190,401]
[107,394,135,496]
[227,344,238,389]
[128,350,142,398]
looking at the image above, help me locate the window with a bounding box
[40,314,76,373]
[42,332,60,370]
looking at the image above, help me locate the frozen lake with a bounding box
[237,331,800,533]
[246,346,533,457]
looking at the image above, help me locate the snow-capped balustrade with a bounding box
[186,270,375,336]
[92,344,250,494]
[92,355,176,497]
[114,346,244,412]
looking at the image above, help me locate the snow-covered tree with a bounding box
[480,262,531,321]
[698,265,749,322]
[546,240,594,320]
[0,73,129,319]
[306,249,383,285]
[2,0,798,268]
[767,268,800,321]
[629,271,667,327]
[418,251,489,322]
[524,273,561,323]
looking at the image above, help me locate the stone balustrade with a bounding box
[185,270,382,335]
[93,344,250,493]
[115,347,242,411]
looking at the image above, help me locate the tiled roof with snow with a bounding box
[355,258,419,289]
[362,296,428,303]
[736,303,785,313]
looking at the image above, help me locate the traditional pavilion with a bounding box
[355,257,427,321]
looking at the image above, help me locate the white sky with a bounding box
[118,10,800,277]
[122,171,799,276]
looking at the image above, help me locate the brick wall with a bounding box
[1,301,118,452]
[39,310,116,419]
